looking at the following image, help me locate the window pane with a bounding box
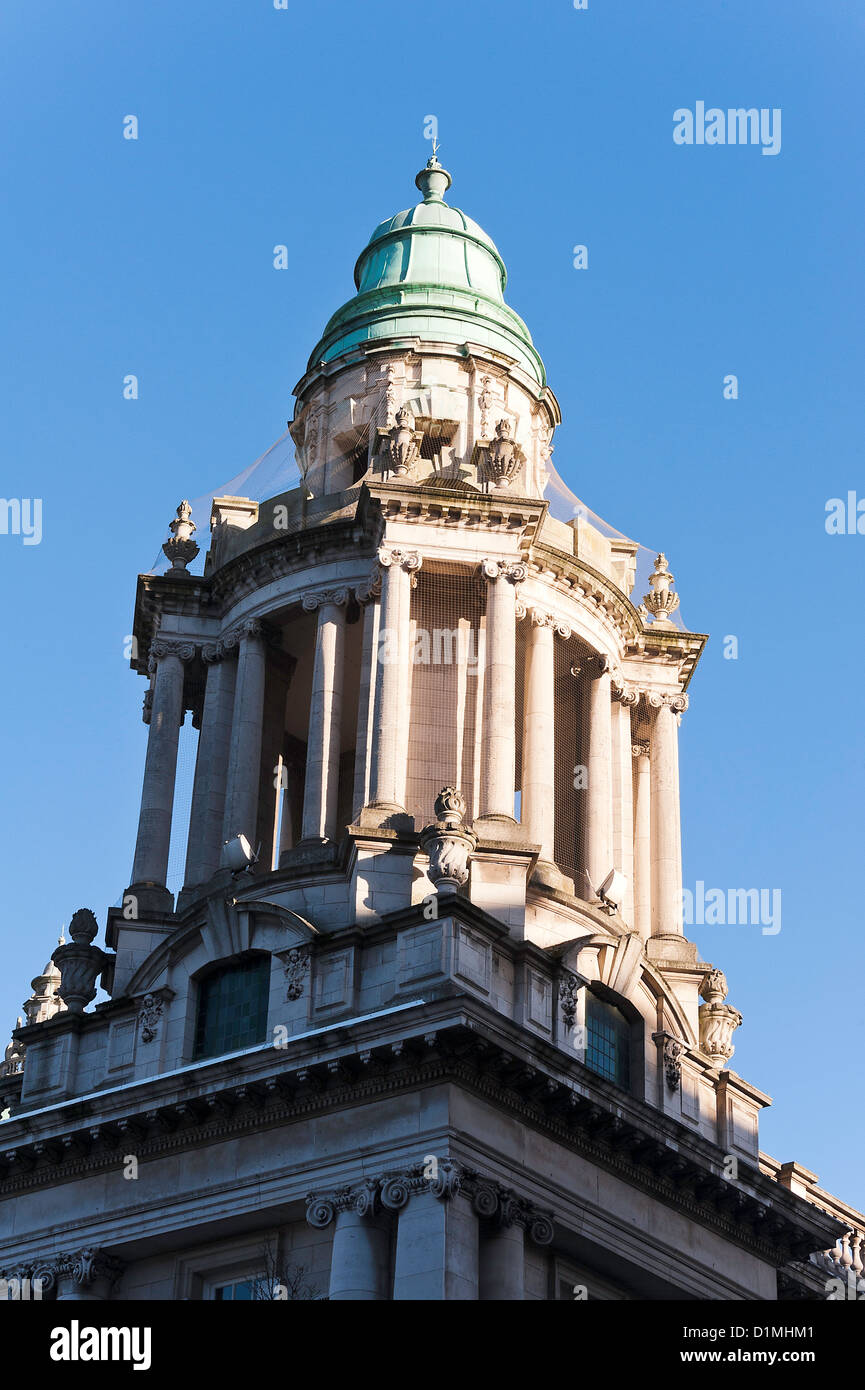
[194,956,270,1060]
[585,997,630,1088]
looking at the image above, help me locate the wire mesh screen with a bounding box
[405,563,488,827]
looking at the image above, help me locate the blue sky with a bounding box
[0,0,862,1208]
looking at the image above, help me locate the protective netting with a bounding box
[147,427,689,632]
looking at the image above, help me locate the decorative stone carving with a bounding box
[478,375,495,437]
[611,670,640,706]
[383,365,399,428]
[631,739,650,759]
[385,405,423,477]
[56,1248,125,1296]
[161,500,200,573]
[283,946,311,1002]
[641,553,680,627]
[645,690,688,715]
[654,1033,685,1091]
[482,418,523,489]
[479,558,528,585]
[699,968,729,1005]
[377,545,422,575]
[419,788,477,892]
[2,1020,25,1077]
[558,971,582,1032]
[141,687,153,724]
[53,910,106,1015]
[699,1004,743,1066]
[137,992,163,1044]
[301,586,351,612]
[150,637,197,663]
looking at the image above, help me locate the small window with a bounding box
[213,1278,258,1301]
[585,995,630,1089]
[193,956,270,1060]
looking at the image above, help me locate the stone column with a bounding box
[130,639,191,900]
[649,692,688,939]
[611,675,638,926]
[352,576,381,818]
[479,1223,525,1300]
[222,620,267,847]
[306,1187,390,1301]
[182,645,236,891]
[391,1186,479,1301]
[300,590,348,843]
[364,547,421,825]
[585,656,614,896]
[632,740,651,940]
[522,607,572,887]
[477,559,526,833]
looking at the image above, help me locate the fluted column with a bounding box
[222,620,267,848]
[183,645,237,890]
[632,741,651,940]
[130,639,191,895]
[300,590,348,842]
[365,547,421,823]
[585,656,614,895]
[477,559,526,829]
[649,692,688,938]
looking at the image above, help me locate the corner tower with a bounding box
[0,159,848,1304]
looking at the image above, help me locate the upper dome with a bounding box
[307,159,546,386]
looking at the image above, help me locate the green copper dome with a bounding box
[307,159,546,386]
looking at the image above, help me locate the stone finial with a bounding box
[162,500,200,573]
[419,788,477,892]
[699,968,728,1004]
[699,1000,743,1066]
[641,553,680,627]
[483,418,522,490]
[386,405,422,477]
[2,1020,25,1077]
[53,909,106,1014]
[22,943,66,1026]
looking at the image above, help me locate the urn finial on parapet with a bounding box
[385,405,422,478]
[419,787,477,893]
[53,909,107,1015]
[698,968,742,1066]
[641,552,680,627]
[162,500,200,573]
[483,418,523,490]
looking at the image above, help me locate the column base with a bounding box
[529,859,574,895]
[645,935,699,966]
[473,814,524,846]
[356,802,415,833]
[124,883,175,916]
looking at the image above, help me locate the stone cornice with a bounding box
[0,1002,843,1269]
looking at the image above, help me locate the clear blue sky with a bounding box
[1,1,862,1209]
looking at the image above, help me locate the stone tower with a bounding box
[0,159,852,1302]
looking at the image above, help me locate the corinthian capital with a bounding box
[480,558,527,584]
[611,669,640,706]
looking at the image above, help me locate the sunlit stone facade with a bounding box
[0,160,858,1302]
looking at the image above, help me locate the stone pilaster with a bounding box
[521,606,572,889]
[631,740,651,940]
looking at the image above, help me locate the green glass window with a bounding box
[213,1279,257,1301]
[193,956,270,1060]
[585,996,630,1089]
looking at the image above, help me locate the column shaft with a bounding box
[222,626,267,846]
[301,602,346,841]
[131,652,185,888]
[328,1209,391,1301]
[632,746,652,939]
[650,699,683,937]
[522,617,555,861]
[611,699,635,925]
[392,1191,478,1301]
[478,1223,525,1300]
[183,654,236,888]
[368,554,415,815]
[479,565,518,823]
[352,598,379,818]
[585,666,613,893]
